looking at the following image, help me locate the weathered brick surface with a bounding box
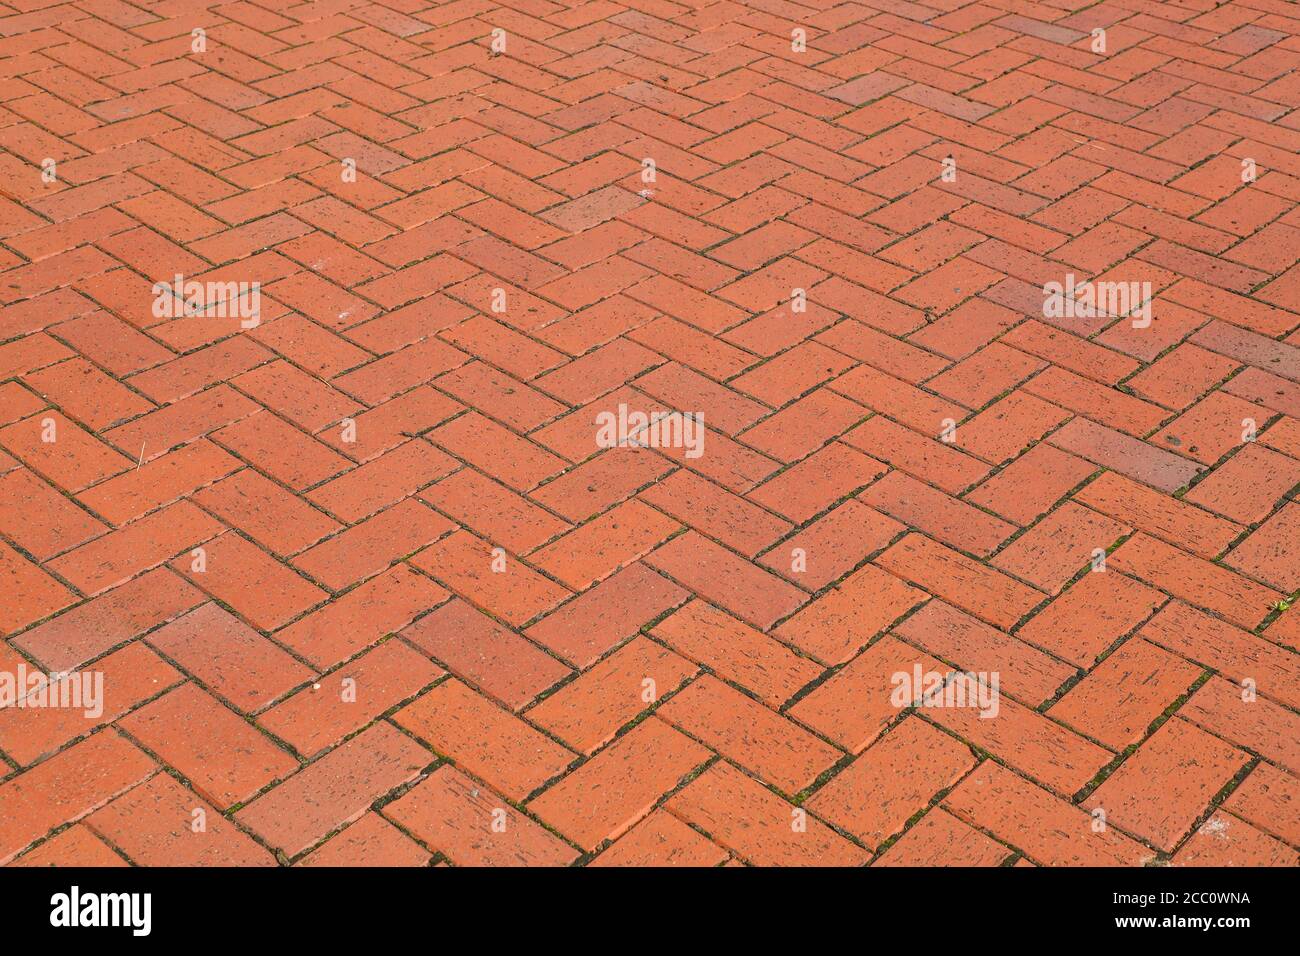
[0,0,1298,868]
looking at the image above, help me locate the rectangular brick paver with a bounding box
[2,0,1298,870]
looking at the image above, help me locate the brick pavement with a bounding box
[1,0,1299,867]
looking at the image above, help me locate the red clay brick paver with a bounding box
[0,0,1298,869]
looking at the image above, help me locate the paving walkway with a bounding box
[1,0,1299,867]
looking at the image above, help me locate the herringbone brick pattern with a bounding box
[1,0,1298,868]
